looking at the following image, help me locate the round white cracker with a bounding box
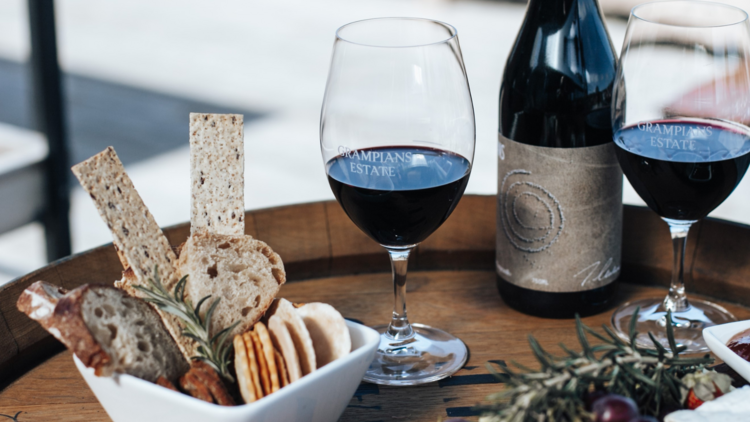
[268,315,303,382]
[296,302,351,368]
[269,298,316,375]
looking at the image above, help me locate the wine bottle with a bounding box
[496,0,622,317]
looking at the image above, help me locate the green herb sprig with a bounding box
[133,265,240,383]
[479,309,714,422]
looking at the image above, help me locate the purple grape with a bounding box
[592,394,640,422]
[584,390,608,411]
[629,417,658,422]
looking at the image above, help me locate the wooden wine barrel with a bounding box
[1,195,750,421]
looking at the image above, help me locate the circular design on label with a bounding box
[500,169,565,253]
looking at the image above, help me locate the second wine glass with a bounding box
[612,0,750,352]
[320,18,475,385]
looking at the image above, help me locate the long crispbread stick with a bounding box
[189,113,245,236]
[71,146,192,357]
[72,147,178,288]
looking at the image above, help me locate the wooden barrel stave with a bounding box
[0,195,749,393]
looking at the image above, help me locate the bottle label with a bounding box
[496,135,623,292]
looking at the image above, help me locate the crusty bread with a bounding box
[71,147,193,358]
[16,281,67,339]
[190,113,244,236]
[18,282,189,382]
[176,232,286,337]
[114,267,138,297]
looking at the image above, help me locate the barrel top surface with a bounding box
[1,271,750,421]
[2,196,750,421]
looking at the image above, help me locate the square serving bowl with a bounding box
[74,320,380,422]
[703,320,750,382]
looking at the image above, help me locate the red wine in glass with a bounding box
[615,119,750,221]
[320,17,475,385]
[612,118,750,351]
[609,0,750,353]
[326,146,471,246]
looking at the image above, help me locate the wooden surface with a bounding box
[1,195,750,421]
[2,272,750,422]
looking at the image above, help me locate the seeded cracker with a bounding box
[233,334,257,403]
[275,349,289,387]
[251,329,272,395]
[254,322,280,393]
[243,332,264,399]
[71,147,192,358]
[189,113,244,236]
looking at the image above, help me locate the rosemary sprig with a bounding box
[133,265,240,383]
[479,309,714,422]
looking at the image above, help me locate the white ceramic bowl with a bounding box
[703,320,750,381]
[75,320,379,422]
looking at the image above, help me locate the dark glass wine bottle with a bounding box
[496,0,622,318]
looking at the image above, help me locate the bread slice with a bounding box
[71,147,193,358]
[15,281,67,338]
[189,113,244,236]
[176,232,286,337]
[18,282,189,382]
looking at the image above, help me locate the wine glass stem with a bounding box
[385,246,415,340]
[663,218,696,312]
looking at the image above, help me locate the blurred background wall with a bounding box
[0,0,747,284]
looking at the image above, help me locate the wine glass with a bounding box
[320,18,475,385]
[611,0,750,352]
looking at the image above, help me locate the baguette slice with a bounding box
[71,147,193,358]
[177,232,286,337]
[190,113,244,236]
[16,281,67,338]
[18,282,189,382]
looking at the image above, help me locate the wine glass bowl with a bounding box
[320,18,475,385]
[611,0,750,352]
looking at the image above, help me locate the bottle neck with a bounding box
[526,0,603,20]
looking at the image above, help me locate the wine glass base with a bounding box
[363,323,468,386]
[611,297,736,353]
